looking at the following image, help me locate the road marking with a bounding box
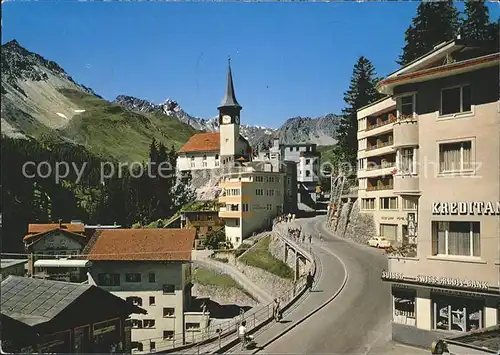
[251,221,349,354]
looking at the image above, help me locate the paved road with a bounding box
[251,216,391,354]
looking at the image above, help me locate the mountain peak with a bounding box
[4,39,21,48]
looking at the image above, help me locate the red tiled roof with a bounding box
[85,229,196,262]
[25,223,85,240]
[179,133,220,153]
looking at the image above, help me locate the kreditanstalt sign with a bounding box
[432,201,500,215]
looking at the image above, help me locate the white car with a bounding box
[367,236,391,248]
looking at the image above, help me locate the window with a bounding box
[163,307,175,317]
[131,319,143,329]
[148,273,155,283]
[358,159,365,170]
[441,85,471,115]
[306,171,311,177]
[235,219,240,227]
[163,331,174,340]
[215,154,220,167]
[143,320,155,328]
[380,224,398,240]
[361,198,375,210]
[296,147,299,151]
[439,141,472,172]
[186,322,201,331]
[242,204,249,212]
[400,95,414,117]
[400,148,414,173]
[402,197,418,210]
[207,226,213,232]
[163,284,175,294]
[393,289,416,326]
[433,295,483,332]
[150,342,156,351]
[97,273,120,286]
[125,273,141,283]
[126,296,143,306]
[149,296,155,306]
[267,204,273,211]
[255,176,264,182]
[256,189,264,196]
[268,189,275,196]
[305,159,310,165]
[380,197,398,210]
[432,221,480,257]
[202,155,207,167]
[190,156,195,168]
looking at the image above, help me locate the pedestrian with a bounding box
[308,235,312,244]
[306,271,314,291]
[319,233,323,242]
[273,298,282,322]
[239,320,248,349]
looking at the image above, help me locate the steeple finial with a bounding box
[218,57,242,110]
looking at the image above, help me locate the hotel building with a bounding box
[374,39,500,348]
[218,165,286,248]
[357,96,419,244]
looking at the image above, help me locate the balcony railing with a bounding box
[366,183,394,191]
[366,114,396,131]
[366,162,395,171]
[366,140,393,151]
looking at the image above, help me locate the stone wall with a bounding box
[192,283,259,308]
[233,261,293,299]
[329,199,376,245]
[268,233,295,270]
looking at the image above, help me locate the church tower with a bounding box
[218,58,242,164]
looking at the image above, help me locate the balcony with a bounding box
[393,174,420,195]
[366,177,394,191]
[364,112,397,137]
[392,115,419,148]
[359,157,396,179]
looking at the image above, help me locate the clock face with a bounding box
[222,115,231,124]
[234,116,240,124]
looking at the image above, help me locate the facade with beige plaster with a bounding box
[370,40,500,348]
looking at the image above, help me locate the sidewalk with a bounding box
[367,341,429,355]
[224,245,347,354]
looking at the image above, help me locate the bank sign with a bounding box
[432,201,500,215]
[381,271,490,291]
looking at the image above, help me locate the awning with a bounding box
[34,259,91,268]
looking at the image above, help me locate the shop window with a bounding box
[125,273,141,283]
[439,141,472,172]
[143,320,155,328]
[163,284,175,294]
[380,197,398,210]
[150,342,155,351]
[393,289,416,326]
[131,342,143,351]
[361,198,375,210]
[163,307,175,317]
[163,331,174,340]
[432,221,480,257]
[441,85,471,115]
[148,273,155,283]
[97,273,120,286]
[380,224,398,240]
[432,295,484,332]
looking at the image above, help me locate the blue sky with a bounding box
[3,2,499,128]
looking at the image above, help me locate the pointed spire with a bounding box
[218,56,242,110]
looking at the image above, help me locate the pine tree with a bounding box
[398,0,460,66]
[337,56,383,171]
[461,0,499,43]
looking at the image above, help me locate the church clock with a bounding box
[222,115,232,124]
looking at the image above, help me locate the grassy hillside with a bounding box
[317,145,337,165]
[57,89,198,161]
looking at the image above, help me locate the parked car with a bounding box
[367,236,391,248]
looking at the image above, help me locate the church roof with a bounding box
[178,132,250,154]
[218,58,242,110]
[178,133,220,153]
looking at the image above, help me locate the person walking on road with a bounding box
[306,271,314,291]
[308,235,312,244]
[239,320,248,349]
[273,298,282,322]
[319,233,323,242]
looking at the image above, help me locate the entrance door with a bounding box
[74,326,90,353]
